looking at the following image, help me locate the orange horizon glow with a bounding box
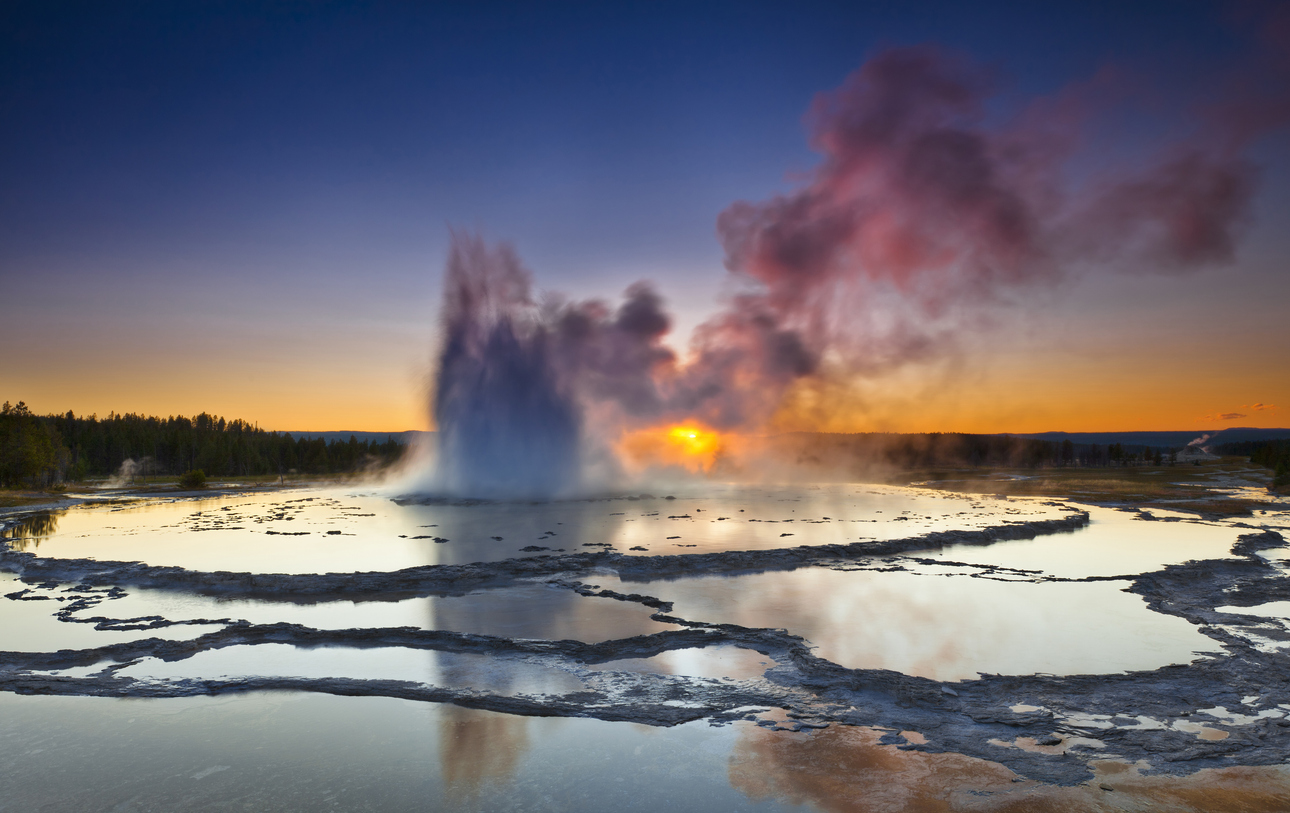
[619,422,727,472]
[5,385,1287,437]
[5,324,1287,435]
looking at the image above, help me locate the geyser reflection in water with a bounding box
[8,691,1290,812]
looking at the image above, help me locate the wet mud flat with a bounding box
[5,485,1290,807]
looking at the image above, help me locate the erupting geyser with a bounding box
[432,235,583,499]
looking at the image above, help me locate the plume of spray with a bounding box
[426,230,818,496]
[431,236,583,498]
[424,36,1288,498]
[428,234,682,497]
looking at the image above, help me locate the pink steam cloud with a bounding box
[717,44,1281,338]
[685,39,1289,429]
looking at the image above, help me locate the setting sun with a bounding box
[620,422,725,473]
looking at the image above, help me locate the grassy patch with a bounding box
[0,490,68,509]
[2,472,363,507]
[73,472,359,489]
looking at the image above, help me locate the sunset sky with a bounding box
[2,1,1287,433]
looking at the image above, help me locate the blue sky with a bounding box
[2,1,1286,431]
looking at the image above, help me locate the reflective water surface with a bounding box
[57,580,678,643]
[5,692,1290,812]
[116,644,588,695]
[4,482,1288,810]
[0,693,795,812]
[12,484,1067,574]
[924,505,1244,578]
[0,573,223,651]
[613,565,1217,681]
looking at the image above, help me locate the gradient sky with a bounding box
[2,0,1287,433]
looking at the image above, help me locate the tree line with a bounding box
[0,401,408,487]
[1214,439,1290,490]
[774,432,1172,471]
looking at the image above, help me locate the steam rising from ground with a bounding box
[425,40,1288,498]
[104,457,155,488]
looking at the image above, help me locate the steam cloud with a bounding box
[430,40,1288,497]
[431,235,679,497]
[715,45,1282,378]
[432,237,583,498]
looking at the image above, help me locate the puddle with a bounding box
[0,574,223,651]
[582,645,775,680]
[614,566,1216,680]
[21,689,1283,813]
[114,644,586,695]
[923,505,1243,578]
[65,582,677,644]
[1218,600,1290,620]
[602,484,1067,554]
[1173,720,1231,740]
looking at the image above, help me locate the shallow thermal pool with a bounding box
[116,644,589,695]
[0,692,806,812]
[609,565,1218,681]
[4,483,1069,574]
[5,480,1289,805]
[45,580,678,643]
[6,691,1290,812]
[922,505,1246,578]
[0,485,1250,681]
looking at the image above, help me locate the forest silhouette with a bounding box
[0,401,406,487]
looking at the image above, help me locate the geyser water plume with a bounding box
[424,37,1288,498]
[432,235,582,499]
[425,232,784,498]
[429,231,694,499]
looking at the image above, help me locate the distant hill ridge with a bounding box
[1003,427,1290,449]
[286,430,432,445]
